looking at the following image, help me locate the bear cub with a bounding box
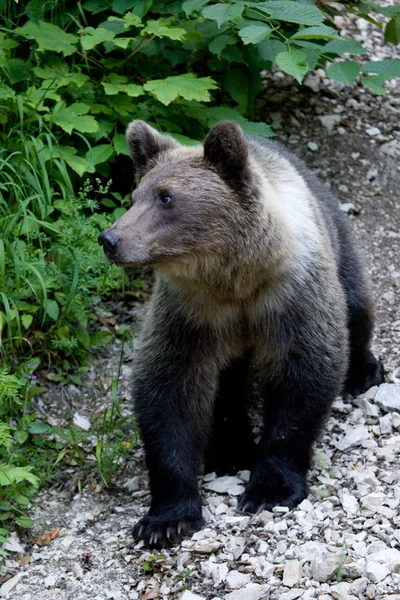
[99,120,384,547]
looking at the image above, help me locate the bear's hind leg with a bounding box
[205,356,257,476]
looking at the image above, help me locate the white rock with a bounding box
[339,203,356,214]
[340,490,359,517]
[283,559,302,587]
[365,561,390,583]
[311,549,343,582]
[307,142,319,152]
[380,139,400,158]
[367,548,400,572]
[280,590,304,600]
[73,412,91,431]
[0,574,25,597]
[204,476,244,494]
[375,384,400,413]
[226,570,251,589]
[193,539,222,553]
[181,591,206,600]
[379,413,393,435]
[60,534,74,549]
[226,484,245,496]
[366,126,381,137]
[124,476,140,492]
[2,533,24,554]
[223,584,269,600]
[44,575,56,588]
[335,425,370,450]
[224,516,250,527]
[359,399,379,418]
[317,114,341,133]
[361,492,386,514]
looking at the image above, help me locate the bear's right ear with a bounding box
[126,120,179,181]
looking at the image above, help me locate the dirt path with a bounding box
[1,9,400,600]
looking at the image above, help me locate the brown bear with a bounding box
[99,120,383,547]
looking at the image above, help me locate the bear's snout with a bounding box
[98,230,121,258]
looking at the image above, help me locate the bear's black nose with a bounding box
[98,231,121,253]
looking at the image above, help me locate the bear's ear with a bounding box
[126,120,179,181]
[203,121,252,190]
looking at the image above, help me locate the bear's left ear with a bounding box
[126,120,179,181]
[203,121,252,191]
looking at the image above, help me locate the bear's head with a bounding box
[99,120,269,281]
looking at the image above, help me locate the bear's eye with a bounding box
[158,193,174,207]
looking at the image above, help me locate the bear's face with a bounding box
[99,121,257,274]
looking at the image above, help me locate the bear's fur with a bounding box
[99,120,384,547]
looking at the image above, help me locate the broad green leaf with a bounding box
[101,74,143,97]
[362,75,387,96]
[185,106,273,137]
[327,61,360,86]
[223,68,248,112]
[182,0,210,17]
[21,314,33,330]
[86,144,114,166]
[83,0,110,13]
[15,517,34,528]
[47,102,99,135]
[75,327,91,349]
[276,50,308,83]
[169,133,199,145]
[360,59,400,79]
[111,0,136,13]
[323,39,365,55]
[15,21,78,56]
[28,421,52,434]
[90,330,114,347]
[59,147,92,176]
[290,25,341,40]
[144,74,218,105]
[33,67,89,88]
[0,466,39,487]
[14,430,29,445]
[239,24,272,45]
[209,34,237,57]
[385,17,400,45]
[221,45,245,64]
[257,1,324,25]
[113,134,130,156]
[80,26,115,51]
[0,83,15,101]
[142,19,187,41]
[6,58,33,84]
[45,299,59,321]
[202,2,245,28]
[257,39,286,63]
[108,11,143,30]
[241,121,274,138]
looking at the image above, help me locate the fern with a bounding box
[0,421,12,452]
[0,366,23,403]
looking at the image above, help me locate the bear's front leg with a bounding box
[132,303,219,547]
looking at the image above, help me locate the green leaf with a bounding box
[0,83,15,101]
[45,299,59,321]
[362,75,387,96]
[0,503,11,511]
[169,133,199,145]
[101,74,143,97]
[144,74,218,105]
[385,16,400,45]
[202,2,245,28]
[75,328,91,349]
[276,50,308,83]
[15,517,34,528]
[241,121,274,138]
[361,59,400,80]
[209,34,237,57]
[142,19,187,41]
[113,134,130,156]
[257,1,324,25]
[59,147,92,176]
[0,466,39,487]
[223,68,248,112]
[47,102,99,135]
[108,11,143,29]
[14,430,29,445]
[21,314,33,330]
[323,38,366,55]
[90,330,114,347]
[257,40,286,63]
[6,59,33,84]
[80,26,116,51]
[327,61,360,86]
[290,25,341,40]
[182,0,210,17]
[239,24,272,45]
[185,106,273,137]
[15,21,78,56]
[28,421,52,434]
[86,144,114,167]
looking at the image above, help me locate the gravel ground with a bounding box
[1,6,400,600]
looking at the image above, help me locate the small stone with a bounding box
[44,575,56,588]
[283,559,302,587]
[181,591,206,600]
[311,549,343,582]
[226,570,251,589]
[366,127,381,137]
[193,539,222,553]
[280,590,304,600]
[2,533,25,554]
[124,476,140,492]
[361,492,386,514]
[366,561,390,583]
[277,540,287,554]
[335,425,370,450]
[307,142,319,152]
[339,202,356,214]
[380,139,400,158]
[359,399,379,418]
[223,584,269,600]
[340,490,359,517]
[60,534,74,549]
[375,384,400,413]
[351,152,360,159]
[204,476,244,494]
[367,548,400,572]
[379,413,393,435]
[0,574,25,597]
[317,115,341,133]
[73,413,91,431]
